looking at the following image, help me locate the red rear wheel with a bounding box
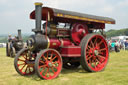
[14,48,35,75]
[35,49,62,80]
[80,34,109,72]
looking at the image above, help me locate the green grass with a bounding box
[0,48,128,85]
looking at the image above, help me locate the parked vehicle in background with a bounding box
[6,29,24,57]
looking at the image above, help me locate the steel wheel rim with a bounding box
[16,50,35,75]
[85,35,108,71]
[37,50,62,80]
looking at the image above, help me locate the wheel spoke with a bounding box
[39,60,45,64]
[45,68,49,77]
[52,65,58,69]
[42,56,47,61]
[51,56,57,62]
[94,36,98,46]
[25,54,29,60]
[87,55,93,60]
[88,45,93,50]
[22,55,27,60]
[18,63,25,66]
[39,65,46,68]
[98,51,103,55]
[40,67,46,75]
[51,67,55,73]
[96,59,102,65]
[18,59,25,62]
[50,52,53,61]
[20,64,26,71]
[97,55,105,59]
[97,40,103,46]
[52,61,59,64]
[48,68,51,77]
[93,60,97,68]
[25,65,28,73]
[98,48,107,51]
[90,40,95,48]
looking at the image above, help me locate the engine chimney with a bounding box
[18,29,22,41]
[33,2,43,34]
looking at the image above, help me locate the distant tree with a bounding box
[106,28,128,38]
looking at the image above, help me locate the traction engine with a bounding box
[14,2,115,80]
[6,29,24,57]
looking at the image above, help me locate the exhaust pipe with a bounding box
[34,2,43,34]
[18,29,22,41]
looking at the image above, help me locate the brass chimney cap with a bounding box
[35,2,43,6]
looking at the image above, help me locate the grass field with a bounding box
[0,48,128,85]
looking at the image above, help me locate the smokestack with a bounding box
[18,29,22,41]
[34,2,43,33]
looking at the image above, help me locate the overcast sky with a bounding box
[0,0,128,34]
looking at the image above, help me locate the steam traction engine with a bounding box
[14,3,115,80]
[6,29,24,57]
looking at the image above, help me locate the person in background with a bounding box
[8,35,13,42]
[115,40,120,52]
[111,40,116,51]
[108,39,112,51]
[124,39,128,50]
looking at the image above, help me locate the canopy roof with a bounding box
[30,7,115,24]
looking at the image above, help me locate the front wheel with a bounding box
[35,49,62,80]
[80,34,109,72]
[10,47,16,57]
[14,48,35,76]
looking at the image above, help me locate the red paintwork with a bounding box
[49,38,73,48]
[85,35,108,71]
[62,39,73,46]
[61,46,81,57]
[71,23,88,45]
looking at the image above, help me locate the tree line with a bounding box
[106,28,128,38]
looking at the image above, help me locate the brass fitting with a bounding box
[35,2,43,6]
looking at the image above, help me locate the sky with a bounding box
[0,0,128,34]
